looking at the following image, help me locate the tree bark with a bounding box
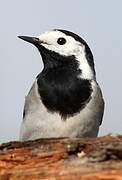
[0,135,122,179]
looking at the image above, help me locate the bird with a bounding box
[18,29,104,141]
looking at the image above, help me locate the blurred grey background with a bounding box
[0,0,122,143]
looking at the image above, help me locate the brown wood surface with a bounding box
[0,135,122,179]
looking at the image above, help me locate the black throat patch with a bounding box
[37,48,92,119]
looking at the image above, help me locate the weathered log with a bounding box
[0,135,122,179]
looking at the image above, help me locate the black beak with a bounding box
[18,36,39,45]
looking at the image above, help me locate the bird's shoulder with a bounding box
[23,80,40,119]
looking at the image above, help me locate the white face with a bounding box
[37,30,95,80]
[38,30,84,57]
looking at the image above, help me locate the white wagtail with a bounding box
[18,29,104,141]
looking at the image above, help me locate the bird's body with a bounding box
[19,29,104,141]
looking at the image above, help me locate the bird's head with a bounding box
[18,29,96,80]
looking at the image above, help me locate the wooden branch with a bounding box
[0,135,122,179]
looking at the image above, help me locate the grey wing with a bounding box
[94,82,105,126]
[99,98,105,125]
[23,103,26,119]
[22,80,39,121]
[22,96,29,120]
[20,80,42,140]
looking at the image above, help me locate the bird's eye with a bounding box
[57,37,66,45]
